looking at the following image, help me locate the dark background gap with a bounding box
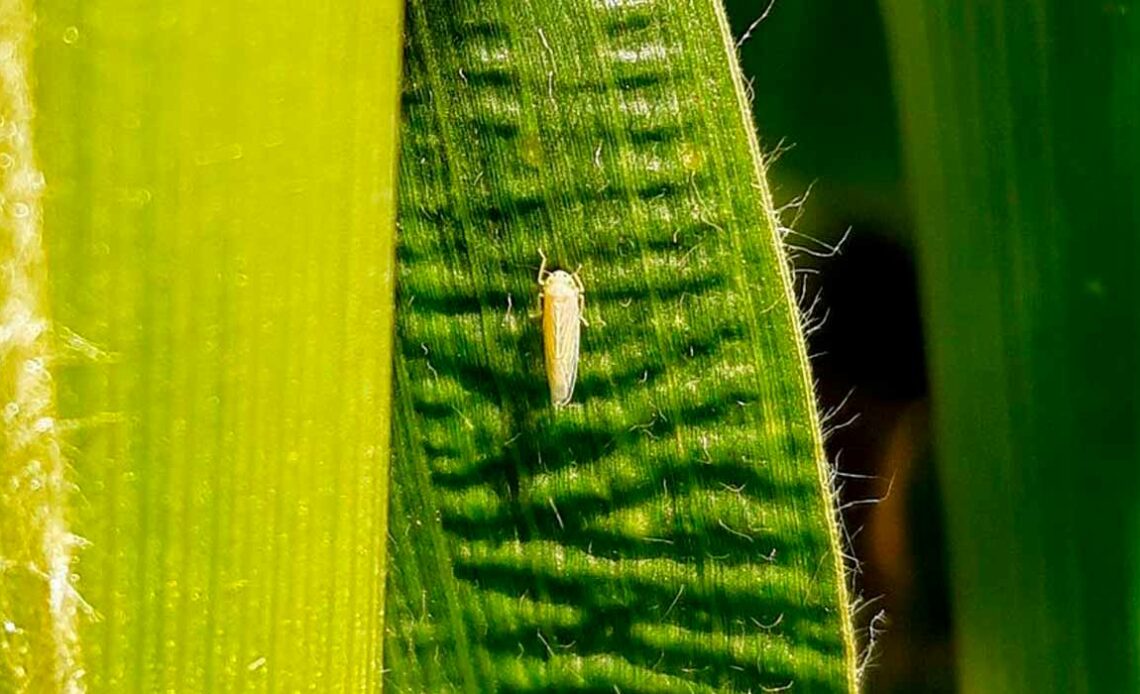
[724,1,956,691]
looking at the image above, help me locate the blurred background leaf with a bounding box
[1,0,401,689]
[881,2,1140,692]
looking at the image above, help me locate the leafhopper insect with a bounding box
[538,251,585,408]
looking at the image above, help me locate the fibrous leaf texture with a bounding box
[385,1,858,691]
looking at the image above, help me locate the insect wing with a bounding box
[544,292,581,407]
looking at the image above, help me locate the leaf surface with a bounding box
[386,1,857,691]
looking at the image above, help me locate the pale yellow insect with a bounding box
[538,251,585,408]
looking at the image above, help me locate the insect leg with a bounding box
[537,248,550,285]
[532,291,544,319]
[532,251,546,319]
[571,268,590,326]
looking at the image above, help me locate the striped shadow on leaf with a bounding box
[385,0,858,691]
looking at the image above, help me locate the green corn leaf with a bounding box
[386,1,857,691]
[881,2,1140,691]
[1,0,401,689]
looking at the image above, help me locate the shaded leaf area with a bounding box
[385,0,856,692]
